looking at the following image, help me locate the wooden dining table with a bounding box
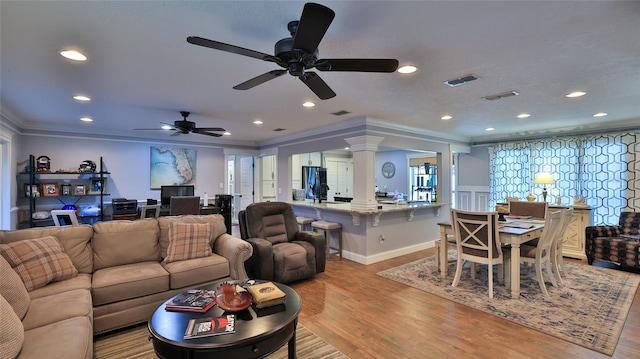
[437,220,545,298]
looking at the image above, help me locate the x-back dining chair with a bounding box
[508,201,547,219]
[551,207,574,285]
[503,209,564,296]
[450,209,503,298]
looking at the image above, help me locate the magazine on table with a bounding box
[165,289,216,313]
[183,315,236,339]
[500,221,535,229]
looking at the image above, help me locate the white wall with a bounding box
[19,135,226,204]
[375,150,409,195]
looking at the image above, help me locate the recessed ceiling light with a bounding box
[73,95,91,102]
[566,91,586,98]
[485,127,495,131]
[253,120,263,125]
[593,112,608,117]
[60,50,87,61]
[161,125,172,130]
[517,113,531,119]
[441,115,452,120]
[80,117,93,122]
[223,132,231,136]
[344,147,350,150]
[398,65,417,74]
[302,101,315,108]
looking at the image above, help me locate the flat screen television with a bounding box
[160,185,195,206]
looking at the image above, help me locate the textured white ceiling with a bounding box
[1,1,639,146]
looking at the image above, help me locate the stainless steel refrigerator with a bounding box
[302,166,328,200]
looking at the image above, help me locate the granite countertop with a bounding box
[288,200,445,214]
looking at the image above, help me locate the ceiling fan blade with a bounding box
[291,3,335,53]
[187,36,272,61]
[299,72,336,100]
[194,127,225,132]
[233,70,287,90]
[170,131,182,137]
[317,59,399,72]
[193,131,223,137]
[133,128,172,131]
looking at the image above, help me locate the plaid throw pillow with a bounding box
[164,222,212,263]
[0,236,78,291]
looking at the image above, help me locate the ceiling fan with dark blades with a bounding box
[134,111,225,137]
[187,2,399,100]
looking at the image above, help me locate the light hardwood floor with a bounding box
[269,237,640,359]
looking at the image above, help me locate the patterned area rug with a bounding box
[377,254,640,356]
[94,323,348,359]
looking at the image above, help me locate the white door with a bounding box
[261,155,276,200]
[237,156,254,222]
[326,160,338,201]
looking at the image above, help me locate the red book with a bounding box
[165,289,216,313]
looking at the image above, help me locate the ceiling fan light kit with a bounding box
[187,2,399,100]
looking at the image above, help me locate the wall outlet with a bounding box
[278,187,282,194]
[379,234,385,244]
[219,183,224,189]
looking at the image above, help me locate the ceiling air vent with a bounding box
[482,91,520,101]
[444,74,478,87]
[331,110,350,116]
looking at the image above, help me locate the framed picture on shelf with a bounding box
[74,184,86,195]
[43,183,59,197]
[61,184,72,196]
[88,179,105,194]
[24,184,41,198]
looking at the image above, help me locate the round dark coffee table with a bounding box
[148,282,302,359]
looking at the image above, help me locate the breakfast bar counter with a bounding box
[289,200,448,265]
[289,200,446,226]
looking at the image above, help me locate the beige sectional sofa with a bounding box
[0,214,252,359]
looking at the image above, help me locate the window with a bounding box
[490,132,639,225]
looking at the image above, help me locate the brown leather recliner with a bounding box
[238,202,326,283]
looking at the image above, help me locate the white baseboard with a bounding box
[342,241,437,265]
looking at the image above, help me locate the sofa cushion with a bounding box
[21,316,92,359]
[0,224,94,274]
[0,236,78,291]
[91,261,169,306]
[164,222,212,263]
[28,273,92,300]
[22,289,93,331]
[0,295,24,359]
[92,219,160,271]
[162,254,230,289]
[158,214,226,258]
[0,255,29,319]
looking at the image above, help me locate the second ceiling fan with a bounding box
[187,2,399,100]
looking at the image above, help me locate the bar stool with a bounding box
[296,216,315,232]
[311,220,342,259]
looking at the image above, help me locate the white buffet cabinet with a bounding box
[559,206,593,260]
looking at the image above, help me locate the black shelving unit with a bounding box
[21,155,110,227]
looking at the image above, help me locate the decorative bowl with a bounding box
[215,283,253,312]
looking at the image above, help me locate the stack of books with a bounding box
[165,289,216,313]
[247,282,286,308]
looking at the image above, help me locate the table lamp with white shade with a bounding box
[534,172,555,203]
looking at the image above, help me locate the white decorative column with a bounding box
[345,135,384,211]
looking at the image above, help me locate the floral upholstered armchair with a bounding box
[585,211,640,268]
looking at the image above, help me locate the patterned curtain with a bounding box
[490,131,639,225]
